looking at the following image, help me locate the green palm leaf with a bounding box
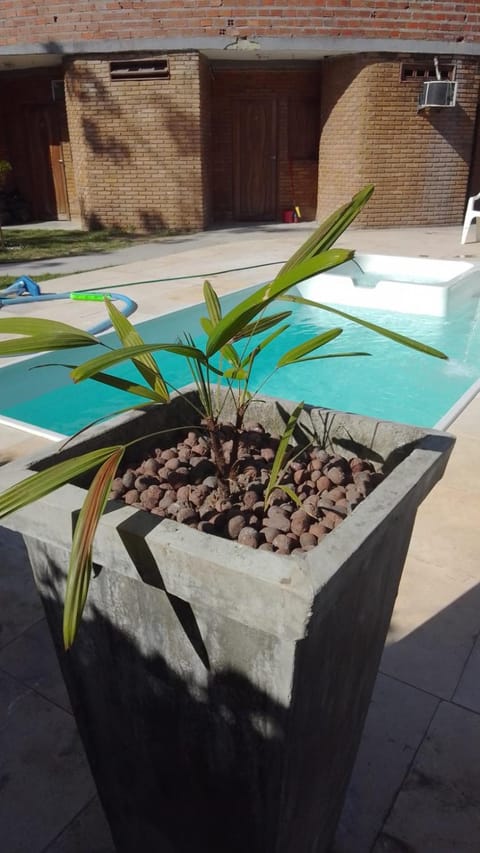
[239,324,290,369]
[203,280,222,324]
[232,311,292,342]
[105,300,169,400]
[201,315,241,368]
[292,352,371,363]
[206,248,352,358]
[75,370,169,402]
[223,366,249,380]
[70,342,222,384]
[283,295,448,359]
[0,316,99,342]
[277,328,343,367]
[32,362,170,403]
[0,317,99,356]
[63,446,125,650]
[0,446,124,518]
[200,316,213,335]
[264,403,304,508]
[0,333,101,356]
[278,184,374,276]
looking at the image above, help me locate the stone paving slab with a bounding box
[432,432,480,494]
[0,529,44,649]
[373,701,480,853]
[0,425,55,463]
[380,555,480,700]
[406,497,480,581]
[43,798,115,853]
[0,670,96,853]
[0,617,71,711]
[333,673,438,853]
[453,635,480,714]
[448,394,480,438]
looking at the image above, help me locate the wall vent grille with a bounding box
[110,58,170,81]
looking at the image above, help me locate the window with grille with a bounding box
[400,62,455,82]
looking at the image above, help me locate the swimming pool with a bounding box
[2,272,480,438]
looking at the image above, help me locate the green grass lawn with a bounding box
[0,226,179,266]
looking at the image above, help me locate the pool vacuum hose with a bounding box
[0,275,137,335]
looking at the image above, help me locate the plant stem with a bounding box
[204,415,227,480]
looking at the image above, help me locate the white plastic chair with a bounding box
[461,192,480,244]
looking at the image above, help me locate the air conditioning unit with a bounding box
[418,80,457,110]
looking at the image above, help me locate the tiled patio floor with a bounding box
[1,222,479,852]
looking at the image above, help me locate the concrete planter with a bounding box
[0,393,454,853]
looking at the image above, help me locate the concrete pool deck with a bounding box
[1,222,480,852]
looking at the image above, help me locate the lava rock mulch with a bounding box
[110,423,385,554]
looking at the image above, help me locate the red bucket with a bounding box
[282,209,295,223]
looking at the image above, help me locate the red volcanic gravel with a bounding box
[111,423,385,554]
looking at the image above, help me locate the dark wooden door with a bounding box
[233,98,278,221]
[24,104,70,220]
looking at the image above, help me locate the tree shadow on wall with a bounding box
[63,60,205,232]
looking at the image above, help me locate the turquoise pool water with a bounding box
[2,287,480,435]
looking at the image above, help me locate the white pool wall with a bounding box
[298,253,480,317]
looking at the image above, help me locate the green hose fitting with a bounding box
[70,292,111,301]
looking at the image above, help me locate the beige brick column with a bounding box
[317,56,480,227]
[64,52,208,232]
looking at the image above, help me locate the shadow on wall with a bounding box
[319,57,365,127]
[64,59,205,232]
[320,56,473,160]
[424,103,473,162]
[138,209,167,232]
[83,118,131,160]
[319,56,474,225]
[36,562,288,851]
[82,206,167,233]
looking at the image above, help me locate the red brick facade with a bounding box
[1,2,480,44]
[0,2,479,231]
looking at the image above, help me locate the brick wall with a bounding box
[211,69,321,222]
[2,2,480,45]
[317,56,480,227]
[65,52,207,232]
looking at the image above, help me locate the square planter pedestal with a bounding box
[0,393,454,853]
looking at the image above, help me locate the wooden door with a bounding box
[25,104,70,220]
[233,98,278,221]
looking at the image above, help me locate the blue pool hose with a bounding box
[0,275,137,335]
[0,261,285,335]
